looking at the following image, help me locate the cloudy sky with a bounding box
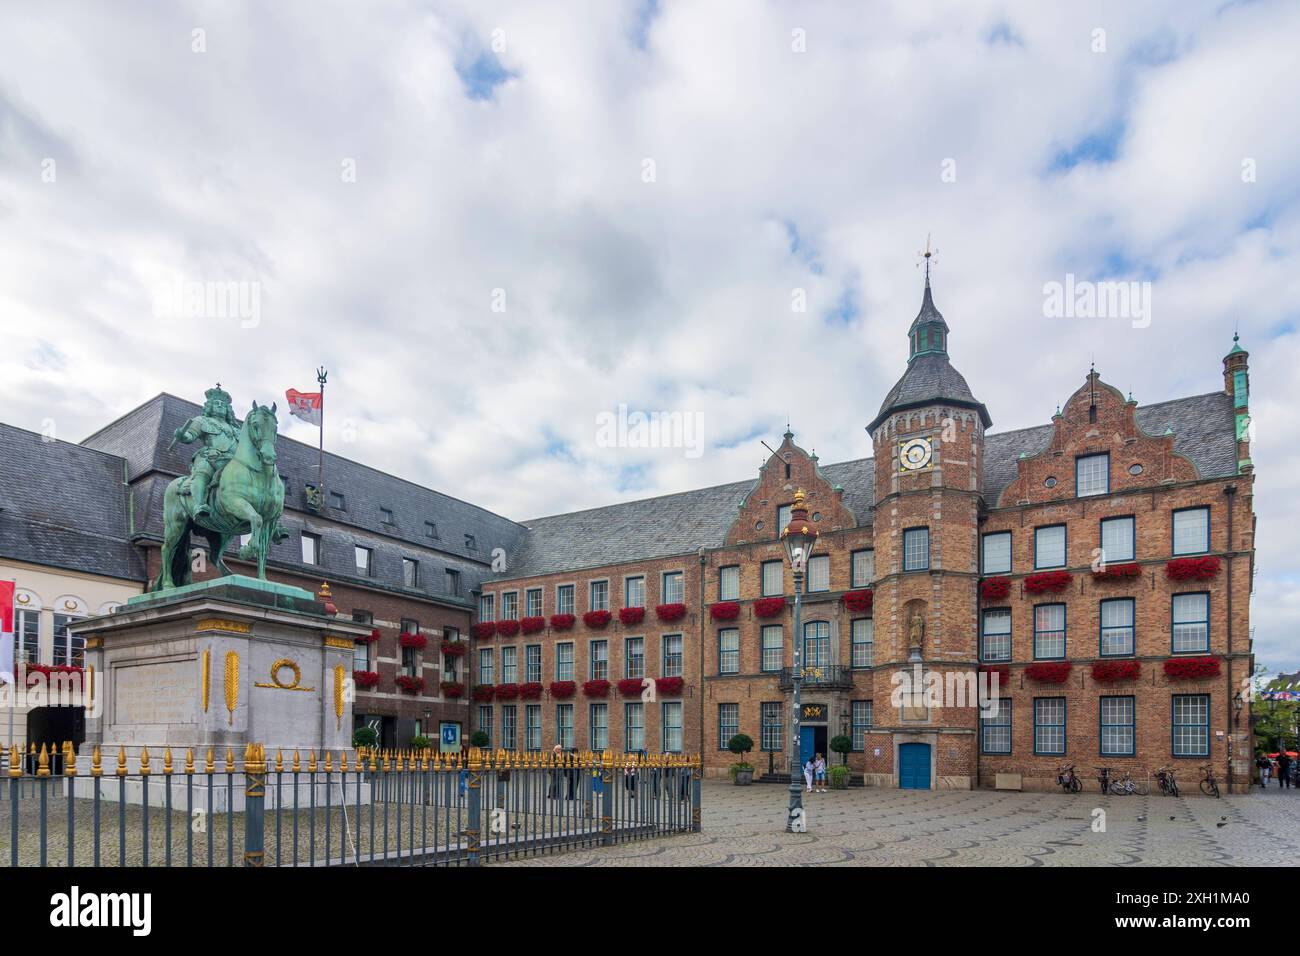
[1,1,1296,667]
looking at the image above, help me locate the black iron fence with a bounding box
[2,742,702,867]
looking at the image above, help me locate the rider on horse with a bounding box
[169,384,239,522]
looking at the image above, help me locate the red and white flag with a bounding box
[0,580,14,685]
[285,388,323,427]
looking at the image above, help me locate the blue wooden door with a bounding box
[898,743,931,790]
[800,727,816,770]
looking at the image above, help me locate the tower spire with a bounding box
[908,236,948,361]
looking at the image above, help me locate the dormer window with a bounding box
[380,507,394,525]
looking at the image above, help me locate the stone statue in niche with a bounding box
[908,612,925,660]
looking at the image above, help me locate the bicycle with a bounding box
[1155,765,1180,797]
[1199,764,1221,798]
[1056,763,1082,793]
[1109,769,1149,796]
[1095,766,1112,794]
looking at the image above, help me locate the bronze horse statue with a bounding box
[157,400,288,590]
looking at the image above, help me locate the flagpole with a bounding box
[316,367,328,502]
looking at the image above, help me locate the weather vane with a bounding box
[916,233,938,281]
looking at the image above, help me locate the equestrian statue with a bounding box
[156,384,289,590]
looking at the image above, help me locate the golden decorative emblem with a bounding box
[197,618,251,635]
[333,665,345,729]
[15,593,30,605]
[254,658,314,692]
[224,651,239,725]
[201,650,210,712]
[323,635,354,650]
[85,636,101,649]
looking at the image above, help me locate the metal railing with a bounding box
[777,665,853,690]
[2,742,701,867]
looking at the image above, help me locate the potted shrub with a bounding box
[410,734,433,749]
[829,765,851,790]
[352,725,379,750]
[727,733,754,785]
[830,734,852,766]
[469,730,490,748]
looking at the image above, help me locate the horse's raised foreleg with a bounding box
[223,497,263,571]
[203,529,232,577]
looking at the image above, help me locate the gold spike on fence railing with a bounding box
[184,748,195,774]
[91,746,102,777]
[292,749,301,773]
[163,748,173,775]
[115,747,127,777]
[35,744,49,777]
[7,745,20,778]
[205,747,214,774]
[324,751,332,773]
[64,743,77,777]
[308,751,318,773]
[139,747,151,776]
[225,748,235,773]
[340,751,348,773]
[368,748,378,772]
[275,749,284,772]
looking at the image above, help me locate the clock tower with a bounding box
[865,259,990,789]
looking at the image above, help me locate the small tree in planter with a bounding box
[410,734,433,749]
[469,731,489,748]
[829,765,851,790]
[352,725,379,750]
[830,734,852,766]
[727,733,755,785]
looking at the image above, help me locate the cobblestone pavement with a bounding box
[498,781,1300,867]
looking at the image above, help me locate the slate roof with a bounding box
[869,352,991,431]
[495,391,1239,580]
[0,424,145,581]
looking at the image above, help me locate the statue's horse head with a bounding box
[245,400,279,468]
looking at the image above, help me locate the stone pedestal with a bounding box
[68,576,373,808]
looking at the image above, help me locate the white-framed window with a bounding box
[851,618,874,668]
[662,634,683,677]
[525,644,542,683]
[1076,453,1109,497]
[1100,516,1135,563]
[556,585,575,616]
[981,699,1012,754]
[624,575,645,608]
[1033,604,1066,660]
[477,706,493,747]
[1100,696,1135,755]
[981,532,1011,575]
[903,527,929,572]
[807,555,830,592]
[661,702,682,753]
[1034,698,1066,755]
[479,593,495,621]
[589,580,609,612]
[500,592,519,621]
[981,608,1011,662]
[478,648,494,685]
[761,625,783,672]
[525,588,542,617]
[16,609,39,665]
[1100,598,1135,657]
[354,546,372,576]
[301,532,320,565]
[851,549,875,588]
[351,610,372,671]
[761,560,783,596]
[1172,593,1209,653]
[625,637,644,679]
[52,613,85,668]
[589,640,608,680]
[625,703,645,752]
[718,628,739,674]
[556,704,574,750]
[661,571,684,605]
[500,705,517,750]
[851,700,873,751]
[500,646,517,683]
[777,504,792,534]
[1172,694,1209,757]
[525,705,542,751]
[402,558,419,588]
[803,620,831,669]
[719,566,740,601]
[1173,507,1210,556]
[1034,524,1066,569]
[718,703,739,750]
[401,647,419,679]
[589,703,608,751]
[445,568,460,595]
[555,642,574,681]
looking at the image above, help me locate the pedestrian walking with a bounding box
[1278,751,1293,789]
[1258,753,1272,788]
[802,755,815,793]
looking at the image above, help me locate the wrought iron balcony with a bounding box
[777,665,854,691]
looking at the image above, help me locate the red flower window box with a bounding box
[550,614,576,631]
[471,622,496,640]
[619,607,645,625]
[352,670,380,689]
[356,628,381,645]
[655,603,687,622]
[520,616,546,635]
[842,589,873,613]
[655,676,684,696]
[617,677,646,698]
[1024,571,1072,594]
[753,597,787,618]
[518,682,544,700]
[583,610,612,629]
[980,664,1011,687]
[1163,656,1221,680]
[1165,556,1221,582]
[550,680,576,699]
[1091,660,1141,683]
[709,602,740,621]
[582,679,611,698]
[494,682,519,700]
[495,620,521,638]
[1092,562,1142,581]
[440,681,465,698]
[980,577,1012,601]
[26,664,85,677]
[394,675,425,694]
[398,631,427,650]
[440,640,466,656]
[1025,661,1072,683]
[471,685,495,701]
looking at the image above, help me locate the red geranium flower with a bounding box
[753,597,787,618]
[619,607,645,625]
[980,577,1011,601]
[549,680,576,699]
[655,676,684,696]
[1163,656,1221,680]
[709,602,740,621]
[520,616,546,635]
[471,622,496,640]
[519,682,544,700]
[1024,571,1072,594]
[842,589,873,613]
[495,620,521,638]
[655,603,687,622]
[550,614,576,630]
[1092,660,1141,683]
[1165,557,1221,582]
[617,677,646,697]
[1024,661,1072,683]
[583,610,612,629]
[582,679,611,698]
[494,682,519,700]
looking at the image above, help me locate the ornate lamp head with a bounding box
[780,488,818,573]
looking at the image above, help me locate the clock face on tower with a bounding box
[899,437,933,472]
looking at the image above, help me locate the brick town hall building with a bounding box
[0,274,1257,792]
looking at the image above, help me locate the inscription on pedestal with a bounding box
[114,661,196,726]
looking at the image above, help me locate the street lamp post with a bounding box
[781,489,818,833]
